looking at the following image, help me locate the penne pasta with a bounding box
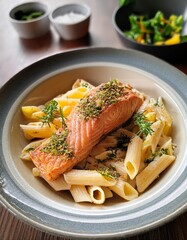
[70,185,92,203]
[160,138,174,156]
[109,179,138,201]
[142,120,165,159]
[64,169,116,186]
[62,106,74,117]
[104,160,128,181]
[124,135,143,179]
[20,139,46,160]
[87,186,106,204]
[21,105,43,121]
[32,168,70,191]
[72,79,94,89]
[136,154,175,192]
[44,175,71,191]
[54,97,80,108]
[155,97,173,135]
[20,122,56,140]
[101,186,113,198]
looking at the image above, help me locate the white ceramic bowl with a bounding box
[9,1,50,39]
[49,3,91,40]
[0,48,187,239]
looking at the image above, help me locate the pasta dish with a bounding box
[20,79,176,205]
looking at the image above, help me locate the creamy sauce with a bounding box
[54,12,86,24]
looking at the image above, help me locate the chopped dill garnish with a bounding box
[41,100,67,127]
[59,107,67,127]
[41,100,58,126]
[77,80,125,120]
[97,166,120,179]
[145,148,168,163]
[41,129,72,157]
[134,112,153,139]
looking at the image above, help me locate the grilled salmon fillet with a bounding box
[30,80,143,180]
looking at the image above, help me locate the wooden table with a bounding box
[0,0,187,239]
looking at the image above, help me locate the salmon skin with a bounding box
[30,80,143,181]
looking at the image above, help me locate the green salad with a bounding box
[124,11,187,45]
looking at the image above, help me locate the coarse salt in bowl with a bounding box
[49,3,91,40]
[54,12,86,24]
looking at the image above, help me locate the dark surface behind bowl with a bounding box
[113,0,187,62]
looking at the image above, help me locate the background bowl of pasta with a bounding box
[0,48,187,239]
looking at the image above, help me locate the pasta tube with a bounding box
[124,135,143,179]
[45,175,71,191]
[101,187,113,198]
[104,160,128,181]
[64,169,116,186]
[72,79,94,89]
[70,185,92,203]
[21,106,43,121]
[20,139,45,160]
[109,179,138,201]
[87,186,106,204]
[20,122,56,140]
[32,168,70,191]
[160,138,174,156]
[155,97,173,135]
[136,154,175,192]
[142,120,165,159]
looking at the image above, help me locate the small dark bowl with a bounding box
[113,0,187,62]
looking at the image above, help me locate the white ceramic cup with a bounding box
[49,3,91,40]
[9,2,50,39]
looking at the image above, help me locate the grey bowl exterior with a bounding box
[9,2,50,39]
[113,0,187,62]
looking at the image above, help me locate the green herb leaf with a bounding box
[97,166,120,179]
[41,100,67,128]
[134,112,153,139]
[59,107,67,127]
[144,148,169,163]
[41,100,58,126]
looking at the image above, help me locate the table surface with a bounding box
[0,0,187,240]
